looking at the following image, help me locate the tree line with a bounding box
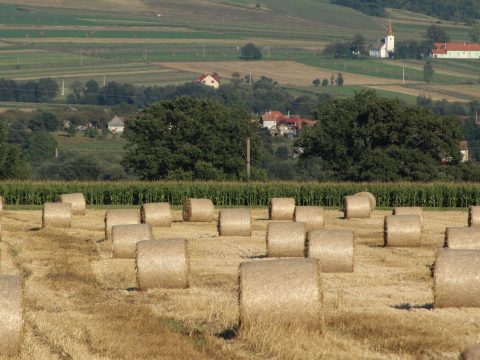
[0,78,58,103]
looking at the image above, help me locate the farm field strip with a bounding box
[2,207,479,359]
[368,85,470,102]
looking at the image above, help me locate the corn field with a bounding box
[1,181,480,208]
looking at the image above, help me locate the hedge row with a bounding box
[0,181,479,208]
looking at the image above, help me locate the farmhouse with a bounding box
[430,43,480,59]
[369,22,394,58]
[196,73,220,89]
[260,111,316,136]
[108,116,125,134]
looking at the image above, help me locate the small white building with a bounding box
[431,43,480,59]
[460,141,469,162]
[195,73,220,89]
[369,22,394,58]
[108,116,125,134]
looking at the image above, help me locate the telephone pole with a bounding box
[246,137,251,179]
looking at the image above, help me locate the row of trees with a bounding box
[66,76,331,117]
[0,78,58,103]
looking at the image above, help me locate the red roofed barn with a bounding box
[196,73,220,89]
[431,43,480,59]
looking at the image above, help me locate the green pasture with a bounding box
[300,57,471,84]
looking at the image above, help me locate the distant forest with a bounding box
[331,0,480,22]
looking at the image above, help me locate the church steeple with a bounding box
[387,21,394,36]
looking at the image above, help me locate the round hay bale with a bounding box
[218,208,251,236]
[444,227,480,249]
[268,198,295,220]
[42,202,72,228]
[104,209,140,240]
[182,198,214,222]
[354,191,376,210]
[461,344,480,360]
[434,249,480,308]
[266,222,306,258]
[393,207,423,224]
[343,195,371,219]
[294,206,325,232]
[384,215,422,247]
[0,275,23,357]
[136,239,188,290]
[59,193,86,216]
[239,258,323,331]
[0,195,3,212]
[141,202,172,227]
[112,223,153,259]
[468,206,480,227]
[307,229,354,272]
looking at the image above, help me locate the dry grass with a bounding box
[368,85,470,102]
[0,207,479,359]
[159,61,415,86]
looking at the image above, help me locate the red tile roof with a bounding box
[196,73,221,83]
[432,42,480,54]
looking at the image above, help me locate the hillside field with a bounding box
[1,206,479,359]
[0,1,478,103]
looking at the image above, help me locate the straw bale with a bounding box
[91,259,136,289]
[266,222,306,258]
[343,195,371,219]
[294,206,325,232]
[182,198,214,222]
[354,191,376,210]
[268,198,295,220]
[104,209,140,240]
[461,344,480,360]
[444,227,480,249]
[307,229,354,272]
[59,192,86,216]
[393,207,423,224]
[218,208,251,236]
[468,206,480,227]
[384,215,422,247]
[136,239,188,290]
[112,223,153,259]
[434,249,480,307]
[0,275,23,357]
[42,202,72,228]
[239,258,323,331]
[141,202,172,227]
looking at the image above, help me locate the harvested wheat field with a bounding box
[159,61,413,86]
[1,207,480,359]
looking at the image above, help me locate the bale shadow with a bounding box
[216,327,238,340]
[126,287,138,292]
[244,255,267,259]
[29,227,42,231]
[392,303,433,311]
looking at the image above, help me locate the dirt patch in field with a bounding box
[158,60,415,86]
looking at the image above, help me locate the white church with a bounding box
[369,23,394,58]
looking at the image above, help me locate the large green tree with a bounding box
[0,122,29,179]
[122,97,262,180]
[295,90,466,181]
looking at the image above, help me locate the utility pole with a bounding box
[246,137,251,179]
[402,66,405,84]
[103,75,106,87]
[203,44,206,58]
[80,51,83,66]
[249,71,252,85]
[144,47,148,62]
[61,79,65,96]
[55,147,58,159]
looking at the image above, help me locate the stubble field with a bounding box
[1,207,479,359]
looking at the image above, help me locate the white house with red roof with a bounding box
[431,43,480,59]
[260,111,316,136]
[195,73,220,89]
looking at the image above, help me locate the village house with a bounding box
[195,73,220,89]
[460,141,469,162]
[108,115,125,134]
[430,43,480,59]
[369,22,395,58]
[260,111,316,136]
